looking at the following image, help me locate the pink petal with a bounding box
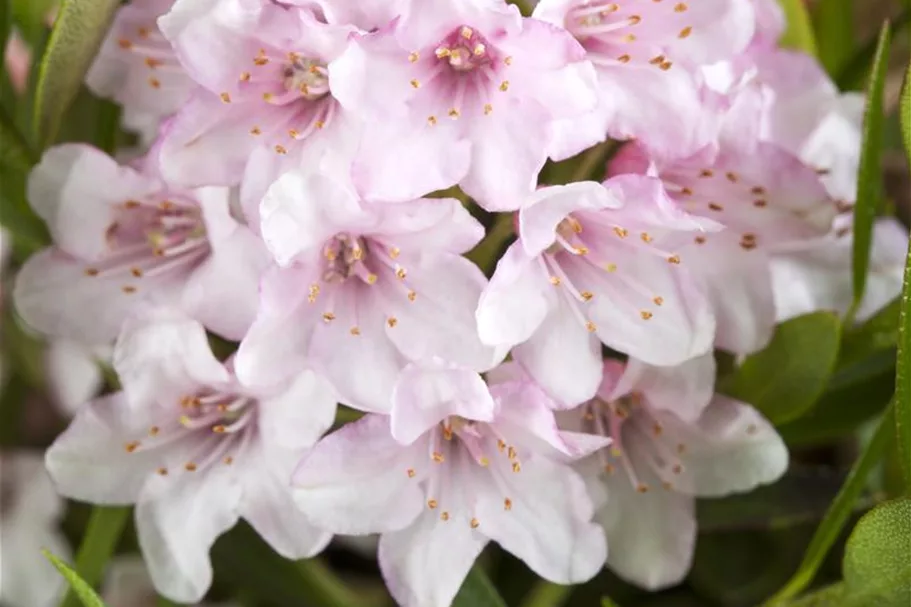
[474,455,606,584]
[113,307,230,408]
[259,170,367,266]
[254,370,339,451]
[45,393,162,504]
[136,466,243,603]
[610,354,716,423]
[513,296,603,406]
[477,242,554,348]
[28,144,159,260]
[391,363,496,445]
[382,255,502,373]
[596,469,697,590]
[519,182,621,256]
[238,444,332,559]
[378,510,487,607]
[13,249,174,344]
[292,415,425,534]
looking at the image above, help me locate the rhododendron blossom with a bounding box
[293,361,608,607]
[87,0,192,141]
[157,0,360,200]
[46,308,334,603]
[533,0,754,158]
[3,0,900,604]
[13,144,269,344]
[477,179,716,405]
[567,356,788,589]
[608,119,838,353]
[330,0,598,208]
[236,170,501,412]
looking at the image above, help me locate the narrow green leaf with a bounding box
[296,558,376,607]
[43,550,108,607]
[452,565,507,607]
[60,506,129,607]
[894,231,911,489]
[0,101,36,171]
[520,581,572,607]
[722,312,841,426]
[778,0,818,55]
[842,498,911,603]
[32,0,119,147]
[0,104,49,253]
[601,598,623,607]
[901,60,910,166]
[766,407,895,604]
[812,0,853,75]
[837,11,909,91]
[846,22,891,327]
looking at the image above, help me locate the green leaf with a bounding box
[721,312,841,426]
[60,507,129,607]
[901,61,911,163]
[766,406,895,604]
[602,598,623,607]
[0,104,49,254]
[812,0,853,75]
[778,0,818,55]
[452,565,507,607]
[894,229,911,489]
[842,498,911,604]
[32,0,119,147]
[211,522,386,607]
[0,101,36,172]
[837,11,909,91]
[43,550,108,607]
[519,581,572,607]
[847,22,891,325]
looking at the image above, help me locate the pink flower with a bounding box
[476,179,716,406]
[608,124,838,354]
[566,356,787,589]
[533,0,754,160]
[86,0,193,142]
[235,169,503,412]
[292,361,608,607]
[329,0,598,209]
[0,451,71,607]
[13,144,269,344]
[157,0,361,207]
[45,308,335,603]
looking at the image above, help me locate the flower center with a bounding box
[436,26,494,72]
[84,197,210,294]
[282,56,330,101]
[403,417,520,528]
[583,394,687,493]
[321,234,372,283]
[122,389,257,476]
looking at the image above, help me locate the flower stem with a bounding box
[59,506,130,607]
[296,558,386,607]
[519,580,573,607]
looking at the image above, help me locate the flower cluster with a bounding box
[9,0,907,606]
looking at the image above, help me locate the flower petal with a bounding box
[136,466,242,603]
[391,362,496,445]
[512,295,603,406]
[378,510,487,607]
[594,470,696,590]
[475,455,606,584]
[292,415,425,534]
